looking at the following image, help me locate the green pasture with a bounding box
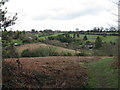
[83,57,118,88]
[70,34,118,43]
[13,40,23,44]
[38,33,64,39]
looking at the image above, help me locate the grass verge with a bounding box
[82,57,118,88]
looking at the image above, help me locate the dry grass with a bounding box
[15,43,79,55]
[3,56,106,88]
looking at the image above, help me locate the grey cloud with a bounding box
[32,15,49,20]
[32,7,106,21]
[53,7,106,20]
[52,7,64,12]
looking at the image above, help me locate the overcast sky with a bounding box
[3,0,118,31]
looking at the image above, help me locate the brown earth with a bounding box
[3,56,108,88]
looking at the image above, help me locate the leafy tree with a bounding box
[109,27,117,32]
[0,0,17,30]
[22,37,32,43]
[83,35,88,40]
[1,0,18,58]
[77,34,79,38]
[65,34,70,38]
[93,27,98,32]
[3,42,19,58]
[95,36,102,49]
[73,33,76,38]
[31,29,36,33]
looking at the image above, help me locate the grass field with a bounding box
[13,40,23,44]
[14,33,118,45]
[70,34,118,43]
[83,57,118,88]
[37,33,64,39]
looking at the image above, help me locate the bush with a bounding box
[21,46,75,57]
[48,47,59,56]
[83,35,88,40]
[95,36,102,49]
[76,52,85,56]
[2,61,17,88]
[21,49,31,57]
[21,47,60,57]
[22,38,32,43]
[2,61,47,88]
[63,52,72,56]
[2,46,19,58]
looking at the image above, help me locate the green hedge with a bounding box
[21,46,74,57]
[21,47,59,57]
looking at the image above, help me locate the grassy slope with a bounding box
[84,57,118,88]
[38,33,64,39]
[84,35,118,42]
[15,43,79,55]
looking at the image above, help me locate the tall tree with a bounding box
[95,36,102,49]
[83,35,88,40]
[77,34,79,38]
[0,0,17,31]
[1,0,18,58]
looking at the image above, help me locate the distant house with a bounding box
[14,43,21,46]
[38,32,43,35]
[63,43,69,47]
[28,37,33,40]
[85,42,95,49]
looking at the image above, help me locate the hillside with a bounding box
[15,43,79,56]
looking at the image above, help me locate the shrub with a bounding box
[63,52,72,56]
[21,49,31,57]
[2,61,47,88]
[76,52,85,56]
[83,35,88,40]
[95,36,102,49]
[48,47,59,56]
[2,46,19,58]
[2,61,17,88]
[22,38,32,43]
[21,47,60,57]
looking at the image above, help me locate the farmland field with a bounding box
[37,33,118,43]
[3,56,118,88]
[37,33,64,39]
[3,56,109,88]
[1,0,119,88]
[2,29,119,88]
[69,34,118,42]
